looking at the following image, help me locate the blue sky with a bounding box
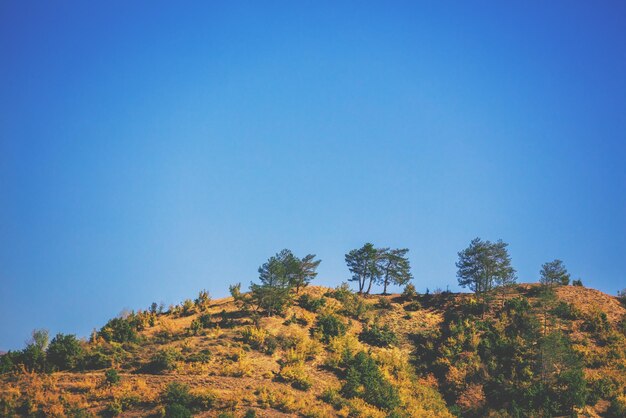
[1,1,625,350]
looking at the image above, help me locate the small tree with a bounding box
[456,238,516,315]
[345,243,380,294]
[378,248,412,295]
[250,250,294,316]
[540,259,570,287]
[22,329,49,372]
[290,253,321,293]
[194,290,211,311]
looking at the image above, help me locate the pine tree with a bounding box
[456,238,516,316]
[345,243,380,294]
[378,248,412,295]
[540,259,570,287]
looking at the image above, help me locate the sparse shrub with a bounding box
[198,313,212,327]
[188,319,202,335]
[551,301,579,320]
[241,326,277,354]
[149,347,181,373]
[376,297,392,310]
[404,301,421,311]
[298,294,326,312]
[181,299,195,316]
[104,400,123,416]
[581,310,610,335]
[587,376,618,405]
[401,283,418,300]
[105,368,120,385]
[189,388,216,410]
[320,388,347,410]
[334,291,371,320]
[186,349,212,363]
[194,289,211,311]
[359,323,398,347]
[326,282,352,302]
[46,333,84,371]
[607,396,626,418]
[279,363,312,391]
[314,314,347,343]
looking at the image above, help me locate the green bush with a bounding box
[243,409,257,418]
[298,294,326,312]
[376,297,392,310]
[162,382,192,406]
[315,314,347,343]
[46,333,83,371]
[99,317,139,343]
[164,403,192,418]
[326,282,352,302]
[551,301,579,320]
[105,368,121,385]
[572,279,583,287]
[401,283,418,300]
[359,324,398,347]
[149,347,180,373]
[341,351,400,411]
[404,301,421,311]
[104,400,123,416]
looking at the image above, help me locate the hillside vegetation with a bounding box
[1,243,626,417]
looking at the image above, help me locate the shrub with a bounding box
[327,282,353,302]
[164,403,192,418]
[186,349,212,363]
[104,400,123,416]
[188,319,202,335]
[314,314,347,343]
[99,317,138,343]
[46,333,84,371]
[279,363,312,391]
[149,347,180,373]
[572,279,583,287]
[243,409,257,418]
[195,289,211,311]
[618,289,626,307]
[551,301,579,320]
[181,300,195,316]
[359,324,398,347]
[198,313,212,328]
[404,301,421,311]
[241,326,277,354]
[162,382,192,407]
[336,292,371,320]
[341,351,400,411]
[298,294,326,312]
[105,368,121,385]
[376,297,392,310]
[401,283,418,300]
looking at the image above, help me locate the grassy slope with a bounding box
[1,284,624,417]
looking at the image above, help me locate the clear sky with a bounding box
[1,1,625,350]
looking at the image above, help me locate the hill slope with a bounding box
[1,284,625,417]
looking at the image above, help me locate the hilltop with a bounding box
[1,283,625,417]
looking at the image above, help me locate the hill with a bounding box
[1,283,625,417]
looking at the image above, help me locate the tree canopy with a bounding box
[540,259,571,287]
[456,238,516,295]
